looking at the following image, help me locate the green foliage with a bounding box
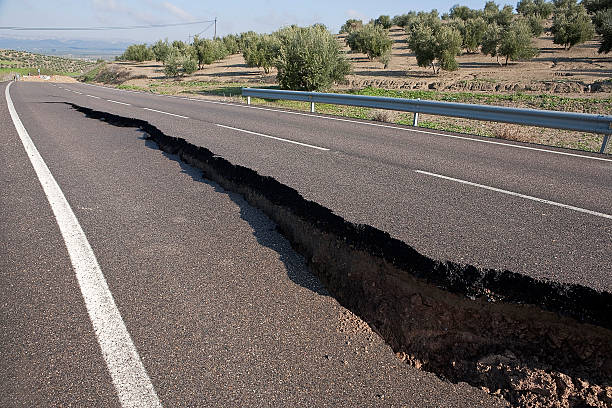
[275,25,351,91]
[526,14,545,36]
[340,19,363,33]
[593,8,612,53]
[151,39,171,64]
[449,5,483,20]
[584,0,612,53]
[222,35,239,55]
[182,58,198,74]
[164,52,181,77]
[373,15,392,29]
[172,40,187,51]
[552,0,595,49]
[238,31,259,52]
[118,44,154,62]
[242,34,280,73]
[517,0,554,18]
[346,24,393,66]
[499,19,539,64]
[483,2,515,27]
[464,17,488,52]
[392,12,416,27]
[481,23,503,60]
[408,23,462,73]
[482,18,538,65]
[192,36,229,67]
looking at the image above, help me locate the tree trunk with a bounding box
[505,55,509,66]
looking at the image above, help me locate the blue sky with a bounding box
[0,0,508,43]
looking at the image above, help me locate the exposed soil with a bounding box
[67,103,612,408]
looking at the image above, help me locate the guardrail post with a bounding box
[311,101,315,113]
[247,96,251,105]
[601,134,610,154]
[412,98,420,127]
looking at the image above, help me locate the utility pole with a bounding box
[214,17,217,39]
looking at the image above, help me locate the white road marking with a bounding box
[142,107,189,119]
[73,91,83,95]
[107,99,131,106]
[5,82,162,408]
[86,94,101,99]
[77,83,611,162]
[414,169,612,219]
[216,123,329,151]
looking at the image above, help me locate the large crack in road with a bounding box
[67,103,612,407]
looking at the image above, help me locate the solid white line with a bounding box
[414,169,611,219]
[107,99,131,106]
[216,123,329,151]
[142,107,188,119]
[5,82,162,408]
[78,83,611,162]
[86,94,101,99]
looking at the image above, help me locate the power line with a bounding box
[0,20,215,31]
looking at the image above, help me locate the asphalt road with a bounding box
[31,81,612,290]
[2,80,610,406]
[1,81,510,406]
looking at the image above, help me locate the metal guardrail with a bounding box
[242,88,612,154]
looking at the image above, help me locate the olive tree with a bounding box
[275,25,351,91]
[584,0,612,53]
[346,24,393,67]
[408,23,462,74]
[552,0,595,49]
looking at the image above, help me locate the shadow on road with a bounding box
[142,137,329,296]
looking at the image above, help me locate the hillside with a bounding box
[0,49,98,80]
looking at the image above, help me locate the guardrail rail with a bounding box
[242,88,612,154]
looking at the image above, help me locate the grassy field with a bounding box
[0,49,97,76]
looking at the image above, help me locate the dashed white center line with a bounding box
[107,99,131,106]
[142,107,189,119]
[414,169,612,219]
[86,94,101,99]
[73,91,83,94]
[216,123,329,151]
[5,82,162,407]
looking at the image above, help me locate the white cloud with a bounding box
[161,2,195,22]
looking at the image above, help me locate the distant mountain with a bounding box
[0,37,132,59]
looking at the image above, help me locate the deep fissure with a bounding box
[67,103,611,407]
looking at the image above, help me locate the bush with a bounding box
[552,0,595,49]
[373,15,392,29]
[275,25,351,91]
[346,24,393,67]
[164,53,181,77]
[392,13,417,27]
[182,58,198,74]
[340,19,363,34]
[118,44,153,62]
